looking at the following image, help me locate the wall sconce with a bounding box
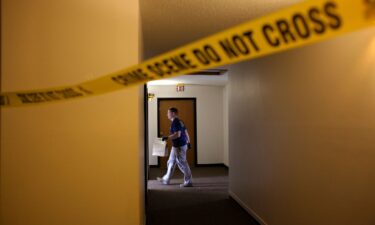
[148,93,155,101]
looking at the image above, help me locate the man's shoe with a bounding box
[157,177,170,185]
[180,182,193,188]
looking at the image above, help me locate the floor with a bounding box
[146,166,259,225]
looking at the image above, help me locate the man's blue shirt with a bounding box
[170,118,187,147]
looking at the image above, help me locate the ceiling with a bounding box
[140,0,300,59]
[147,73,228,86]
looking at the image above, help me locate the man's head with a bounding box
[167,107,178,120]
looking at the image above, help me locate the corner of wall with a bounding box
[138,85,146,225]
[223,84,229,167]
[0,0,3,222]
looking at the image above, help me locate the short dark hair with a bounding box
[169,107,178,114]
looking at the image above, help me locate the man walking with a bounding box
[157,107,193,187]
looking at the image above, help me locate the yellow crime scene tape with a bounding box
[0,0,374,107]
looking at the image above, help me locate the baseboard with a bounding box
[195,163,228,168]
[229,190,268,225]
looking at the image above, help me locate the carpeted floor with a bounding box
[146,166,259,225]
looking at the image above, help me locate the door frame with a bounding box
[156,97,198,167]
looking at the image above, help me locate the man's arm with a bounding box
[168,131,181,140]
[185,129,191,143]
[162,131,180,141]
[185,129,192,149]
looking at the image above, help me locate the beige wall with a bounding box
[228,27,375,225]
[1,0,144,225]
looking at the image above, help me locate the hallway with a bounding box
[147,167,259,225]
[2,0,375,224]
